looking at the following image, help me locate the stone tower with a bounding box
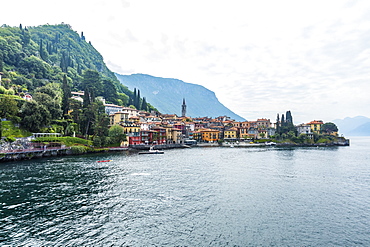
[181,98,187,117]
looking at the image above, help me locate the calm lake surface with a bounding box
[1,137,369,246]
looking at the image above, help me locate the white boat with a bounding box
[265,141,277,146]
[139,146,164,154]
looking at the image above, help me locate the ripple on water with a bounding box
[1,141,370,246]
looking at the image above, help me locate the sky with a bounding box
[3,0,370,123]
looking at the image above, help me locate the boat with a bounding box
[139,146,164,155]
[97,160,113,163]
[139,149,164,154]
[265,142,277,146]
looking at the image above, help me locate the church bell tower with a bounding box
[181,98,187,117]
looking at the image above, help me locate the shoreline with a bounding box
[0,140,350,163]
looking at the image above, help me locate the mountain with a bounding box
[115,73,245,121]
[347,122,370,136]
[332,116,370,136]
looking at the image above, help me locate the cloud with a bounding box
[2,0,370,123]
[120,0,130,8]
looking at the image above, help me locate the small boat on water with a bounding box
[97,160,113,163]
[139,146,164,155]
[139,149,164,155]
[265,142,277,146]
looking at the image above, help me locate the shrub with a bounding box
[70,145,89,154]
[33,136,92,146]
[317,138,330,144]
[4,136,16,142]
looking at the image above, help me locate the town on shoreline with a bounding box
[98,98,348,147]
[1,95,349,163]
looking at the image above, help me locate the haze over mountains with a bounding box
[115,73,246,121]
[332,116,370,136]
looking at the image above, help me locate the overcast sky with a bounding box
[3,0,370,123]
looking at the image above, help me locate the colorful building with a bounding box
[224,127,238,140]
[109,112,129,125]
[307,120,324,134]
[199,129,220,142]
[151,126,167,144]
[256,118,271,128]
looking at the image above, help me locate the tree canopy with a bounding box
[0,23,157,139]
[321,122,338,135]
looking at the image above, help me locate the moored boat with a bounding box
[139,149,164,154]
[139,146,164,154]
[265,142,277,146]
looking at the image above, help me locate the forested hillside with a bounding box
[0,23,136,102]
[0,23,155,143]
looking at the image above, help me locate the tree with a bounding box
[133,88,137,108]
[128,96,133,107]
[35,84,59,98]
[83,87,91,108]
[20,101,51,132]
[81,69,102,97]
[0,95,19,138]
[102,79,118,104]
[69,99,83,133]
[21,29,31,47]
[0,95,19,120]
[33,88,62,120]
[321,122,338,135]
[286,110,293,124]
[141,97,148,111]
[19,56,52,79]
[0,52,3,72]
[117,93,129,106]
[62,74,71,115]
[108,125,126,144]
[136,89,141,109]
[277,111,296,136]
[39,40,48,61]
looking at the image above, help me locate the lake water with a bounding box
[1,137,369,246]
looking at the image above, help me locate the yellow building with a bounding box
[199,129,220,142]
[109,112,129,125]
[165,127,183,144]
[308,120,324,134]
[129,116,140,123]
[121,123,140,135]
[224,127,238,139]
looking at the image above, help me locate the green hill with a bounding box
[0,23,128,96]
[0,23,155,140]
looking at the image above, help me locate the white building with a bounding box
[104,103,124,115]
[296,124,312,135]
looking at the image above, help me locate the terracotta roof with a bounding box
[307,120,323,125]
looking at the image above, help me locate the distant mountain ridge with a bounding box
[332,116,370,136]
[115,73,245,121]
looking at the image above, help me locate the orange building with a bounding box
[199,129,220,142]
